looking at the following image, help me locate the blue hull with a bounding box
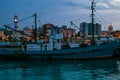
[0,41,119,59]
[23,42,120,59]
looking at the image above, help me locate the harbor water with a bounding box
[0,59,120,80]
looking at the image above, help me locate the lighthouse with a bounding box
[14,15,18,30]
[13,15,19,40]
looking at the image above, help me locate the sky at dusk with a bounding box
[0,0,120,30]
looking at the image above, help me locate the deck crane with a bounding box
[70,21,86,38]
[70,21,80,30]
[3,25,33,38]
[3,13,39,42]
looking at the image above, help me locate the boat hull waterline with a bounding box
[0,42,119,59]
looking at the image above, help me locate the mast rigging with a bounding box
[91,0,95,45]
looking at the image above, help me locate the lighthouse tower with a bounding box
[13,15,19,40]
[14,15,18,30]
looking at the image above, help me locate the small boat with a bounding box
[0,0,120,60]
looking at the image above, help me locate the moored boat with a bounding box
[0,39,119,60]
[21,41,120,59]
[0,0,120,60]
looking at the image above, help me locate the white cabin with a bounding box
[22,27,63,51]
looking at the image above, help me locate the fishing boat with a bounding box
[0,0,120,60]
[1,36,119,59]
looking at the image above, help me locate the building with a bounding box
[62,26,76,43]
[23,26,33,41]
[23,26,32,36]
[42,23,57,41]
[113,30,120,38]
[42,23,63,50]
[79,22,88,38]
[108,23,113,33]
[0,28,6,40]
[42,23,62,41]
[80,22,101,38]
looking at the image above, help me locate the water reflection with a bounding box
[0,59,120,80]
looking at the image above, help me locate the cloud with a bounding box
[95,0,120,10]
[109,0,120,8]
[0,0,120,30]
[63,0,91,9]
[65,0,120,10]
[96,2,110,9]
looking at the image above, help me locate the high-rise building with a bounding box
[79,22,88,38]
[95,23,101,35]
[80,22,101,38]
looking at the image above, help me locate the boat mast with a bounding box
[34,13,37,43]
[91,0,95,45]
